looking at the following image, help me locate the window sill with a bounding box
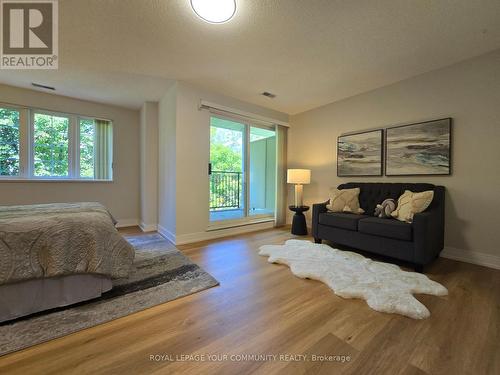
[0,178,114,183]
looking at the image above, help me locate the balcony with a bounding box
[209,170,275,222]
[210,171,243,221]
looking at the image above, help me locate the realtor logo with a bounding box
[1,0,58,69]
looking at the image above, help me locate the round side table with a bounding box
[289,205,310,235]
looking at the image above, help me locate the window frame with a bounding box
[30,109,72,179]
[0,103,113,182]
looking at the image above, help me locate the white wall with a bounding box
[288,49,500,266]
[158,84,177,237]
[140,101,159,231]
[0,84,140,224]
[158,81,288,243]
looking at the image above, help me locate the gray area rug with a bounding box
[0,234,219,356]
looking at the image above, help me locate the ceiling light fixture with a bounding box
[190,0,236,24]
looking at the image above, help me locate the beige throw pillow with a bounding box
[327,188,365,214]
[391,190,434,223]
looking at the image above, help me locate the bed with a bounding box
[0,202,135,322]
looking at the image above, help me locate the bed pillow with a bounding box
[327,188,365,214]
[391,190,434,223]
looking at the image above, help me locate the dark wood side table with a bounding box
[289,205,310,235]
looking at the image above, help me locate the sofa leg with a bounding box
[414,264,424,273]
[314,238,322,244]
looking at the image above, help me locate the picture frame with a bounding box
[385,118,452,176]
[337,129,383,177]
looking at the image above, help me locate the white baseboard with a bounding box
[176,221,275,245]
[158,221,274,245]
[115,218,139,228]
[441,246,500,270]
[139,222,158,232]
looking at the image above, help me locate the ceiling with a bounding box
[1,0,500,114]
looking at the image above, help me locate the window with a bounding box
[0,104,113,180]
[0,108,20,176]
[33,112,70,177]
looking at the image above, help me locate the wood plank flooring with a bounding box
[0,227,498,375]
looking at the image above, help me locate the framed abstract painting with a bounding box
[337,129,383,177]
[385,118,452,176]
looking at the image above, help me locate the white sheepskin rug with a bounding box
[259,240,447,319]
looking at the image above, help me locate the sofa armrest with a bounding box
[413,207,445,265]
[312,200,329,238]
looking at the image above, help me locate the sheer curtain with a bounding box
[94,120,113,179]
[275,124,288,226]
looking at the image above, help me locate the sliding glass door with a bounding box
[209,115,276,223]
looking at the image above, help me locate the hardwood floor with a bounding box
[0,227,499,375]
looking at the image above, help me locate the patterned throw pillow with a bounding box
[327,188,365,214]
[391,190,434,223]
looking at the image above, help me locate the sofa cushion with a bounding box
[358,217,413,241]
[319,212,369,231]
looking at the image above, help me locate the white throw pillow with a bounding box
[327,188,365,214]
[391,190,434,223]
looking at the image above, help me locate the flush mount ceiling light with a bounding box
[190,0,236,23]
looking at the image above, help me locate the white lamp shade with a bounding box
[287,169,311,184]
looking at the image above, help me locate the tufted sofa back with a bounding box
[338,182,444,216]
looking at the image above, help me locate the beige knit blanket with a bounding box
[0,202,135,285]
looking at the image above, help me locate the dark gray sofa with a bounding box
[312,182,445,272]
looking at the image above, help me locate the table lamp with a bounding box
[287,169,311,207]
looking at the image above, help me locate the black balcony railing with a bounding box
[210,171,242,210]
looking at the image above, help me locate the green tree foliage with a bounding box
[210,143,242,172]
[33,113,69,176]
[210,126,242,172]
[0,108,20,176]
[210,126,243,209]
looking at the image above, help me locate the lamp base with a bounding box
[294,184,304,207]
